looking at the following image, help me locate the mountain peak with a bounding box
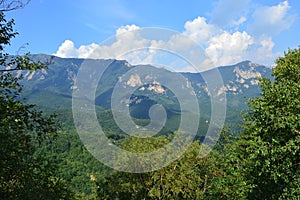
[221,60,266,68]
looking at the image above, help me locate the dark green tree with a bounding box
[240,48,300,199]
[201,129,251,199]
[97,136,220,200]
[0,10,72,199]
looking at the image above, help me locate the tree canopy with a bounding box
[240,48,300,199]
[96,48,300,199]
[0,10,71,199]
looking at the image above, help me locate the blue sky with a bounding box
[5,0,300,70]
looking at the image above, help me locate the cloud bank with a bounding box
[54,1,295,71]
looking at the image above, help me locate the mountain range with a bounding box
[18,54,272,136]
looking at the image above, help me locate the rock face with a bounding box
[126,74,142,87]
[215,63,263,96]
[147,81,165,94]
[124,74,165,94]
[20,55,271,118]
[182,61,271,99]
[234,66,262,80]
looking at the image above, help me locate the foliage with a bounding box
[95,48,300,200]
[0,10,71,199]
[203,130,252,199]
[97,134,251,200]
[97,136,210,199]
[239,47,300,199]
[37,131,109,198]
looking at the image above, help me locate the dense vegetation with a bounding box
[0,11,71,199]
[0,3,299,199]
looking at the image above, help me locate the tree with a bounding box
[199,129,251,199]
[97,136,223,200]
[0,10,72,199]
[97,48,300,200]
[240,48,300,199]
[0,0,30,12]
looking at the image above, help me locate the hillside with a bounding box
[17,54,272,135]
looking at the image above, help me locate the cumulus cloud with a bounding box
[149,34,208,71]
[53,20,276,70]
[116,24,140,35]
[54,40,78,58]
[183,17,220,44]
[249,1,296,36]
[54,1,296,71]
[182,17,257,67]
[54,25,149,61]
[53,21,272,70]
[205,31,254,66]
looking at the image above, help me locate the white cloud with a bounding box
[54,40,78,58]
[147,33,213,71]
[54,25,150,61]
[205,31,254,66]
[248,37,279,65]
[260,38,274,52]
[183,17,220,44]
[54,23,212,71]
[53,21,271,71]
[54,0,297,72]
[249,1,296,36]
[116,24,140,35]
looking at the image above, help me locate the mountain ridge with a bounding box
[19,54,272,110]
[17,54,272,134]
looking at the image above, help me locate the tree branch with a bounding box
[0,0,30,12]
[0,68,23,72]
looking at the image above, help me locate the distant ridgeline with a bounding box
[19,54,272,137]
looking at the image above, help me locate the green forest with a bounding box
[0,3,299,200]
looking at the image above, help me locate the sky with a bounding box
[5,0,300,71]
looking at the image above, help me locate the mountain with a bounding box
[19,54,272,135]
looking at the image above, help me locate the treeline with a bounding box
[0,4,299,199]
